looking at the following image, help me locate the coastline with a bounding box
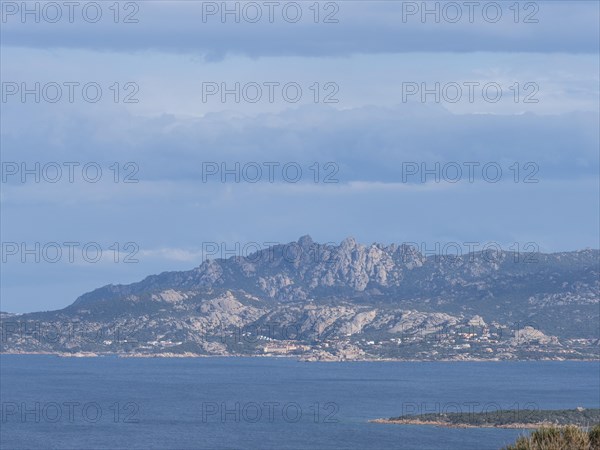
[1,350,598,362]
[369,418,559,429]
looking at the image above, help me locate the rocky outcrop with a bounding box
[1,237,598,361]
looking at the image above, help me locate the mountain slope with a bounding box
[2,236,598,360]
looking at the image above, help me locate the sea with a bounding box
[1,356,599,450]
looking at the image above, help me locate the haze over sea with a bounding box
[1,356,598,450]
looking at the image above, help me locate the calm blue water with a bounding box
[1,356,599,450]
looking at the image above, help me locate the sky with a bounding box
[1,1,599,313]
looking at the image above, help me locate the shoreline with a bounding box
[1,350,598,362]
[369,418,566,429]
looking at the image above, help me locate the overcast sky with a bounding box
[1,1,599,312]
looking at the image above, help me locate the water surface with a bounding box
[1,356,598,449]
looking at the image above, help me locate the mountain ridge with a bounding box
[2,236,599,361]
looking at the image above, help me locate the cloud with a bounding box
[1,1,598,56]
[2,0,598,313]
[139,247,205,262]
[2,104,597,186]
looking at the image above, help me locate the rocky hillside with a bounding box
[1,236,598,360]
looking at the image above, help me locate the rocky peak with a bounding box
[340,236,358,249]
[297,234,314,248]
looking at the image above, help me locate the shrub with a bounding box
[504,424,600,450]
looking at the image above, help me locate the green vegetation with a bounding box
[503,424,600,450]
[386,408,600,428]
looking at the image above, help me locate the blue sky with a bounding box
[1,1,599,313]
